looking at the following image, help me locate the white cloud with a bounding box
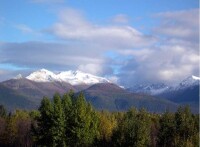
[78,64,104,76]
[114,8,199,86]
[154,9,199,41]
[107,76,119,84]
[118,43,199,85]
[49,8,156,49]
[0,41,103,67]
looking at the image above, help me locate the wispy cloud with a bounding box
[49,8,156,49]
[154,9,199,42]
[15,24,34,34]
[111,14,129,24]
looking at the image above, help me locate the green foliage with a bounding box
[98,111,117,144]
[158,106,199,147]
[36,96,54,146]
[174,106,197,147]
[3,110,33,146]
[68,92,99,146]
[62,93,72,144]
[32,92,100,147]
[157,111,176,146]
[51,93,66,147]
[0,95,199,147]
[112,108,151,147]
[29,110,40,119]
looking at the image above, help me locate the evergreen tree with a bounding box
[51,93,66,147]
[134,108,151,147]
[112,108,138,146]
[123,108,138,146]
[175,106,196,146]
[98,111,117,145]
[62,93,72,145]
[113,108,151,147]
[192,114,199,146]
[35,97,53,146]
[157,111,176,147]
[68,93,99,146]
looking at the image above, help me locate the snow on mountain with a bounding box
[57,70,109,85]
[26,69,59,82]
[127,83,169,95]
[127,75,200,95]
[174,75,199,90]
[13,74,23,80]
[26,69,110,85]
[192,75,200,80]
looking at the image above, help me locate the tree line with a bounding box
[0,90,199,147]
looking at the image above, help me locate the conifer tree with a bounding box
[62,93,72,144]
[51,93,66,147]
[157,110,176,147]
[68,93,99,146]
[35,97,53,146]
[113,108,151,147]
[112,108,138,146]
[175,106,195,146]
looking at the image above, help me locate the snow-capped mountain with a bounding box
[26,69,110,85]
[26,69,58,82]
[127,75,200,95]
[127,83,169,95]
[174,75,199,90]
[13,74,23,80]
[158,75,199,108]
[57,70,109,85]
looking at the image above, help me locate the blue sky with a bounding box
[0,0,199,85]
[0,0,198,42]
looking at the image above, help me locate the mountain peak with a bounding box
[179,75,199,87]
[39,68,51,72]
[13,74,23,80]
[26,69,57,82]
[192,75,200,80]
[25,69,110,85]
[169,75,199,91]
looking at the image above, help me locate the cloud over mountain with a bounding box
[0,7,199,86]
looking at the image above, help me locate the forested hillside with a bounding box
[0,91,199,147]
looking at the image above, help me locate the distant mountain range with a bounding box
[0,69,199,113]
[127,75,199,110]
[127,75,199,95]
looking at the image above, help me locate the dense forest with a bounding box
[0,90,199,147]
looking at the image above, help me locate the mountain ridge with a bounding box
[127,75,200,95]
[0,69,198,113]
[25,69,110,85]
